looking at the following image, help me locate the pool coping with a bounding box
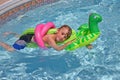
[0,0,59,25]
[0,0,32,15]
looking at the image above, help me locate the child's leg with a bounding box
[0,41,15,52]
[86,44,93,49]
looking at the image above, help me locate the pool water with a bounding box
[0,0,120,80]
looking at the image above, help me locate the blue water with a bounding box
[0,0,120,80]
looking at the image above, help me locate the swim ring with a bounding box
[34,22,55,48]
[22,22,56,48]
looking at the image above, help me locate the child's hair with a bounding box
[59,25,72,39]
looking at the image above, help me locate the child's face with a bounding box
[56,27,69,42]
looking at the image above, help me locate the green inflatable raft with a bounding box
[65,13,102,50]
[22,13,102,51]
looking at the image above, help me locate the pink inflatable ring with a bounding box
[34,22,55,48]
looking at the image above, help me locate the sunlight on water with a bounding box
[0,0,120,80]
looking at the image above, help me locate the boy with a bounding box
[0,25,74,51]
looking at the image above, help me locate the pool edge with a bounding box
[0,0,59,25]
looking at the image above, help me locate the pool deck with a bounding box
[0,0,31,15]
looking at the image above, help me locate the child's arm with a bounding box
[47,37,75,51]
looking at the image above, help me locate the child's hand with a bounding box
[86,44,93,49]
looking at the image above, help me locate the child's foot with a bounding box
[3,32,12,37]
[0,41,14,52]
[3,32,20,37]
[86,44,93,49]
